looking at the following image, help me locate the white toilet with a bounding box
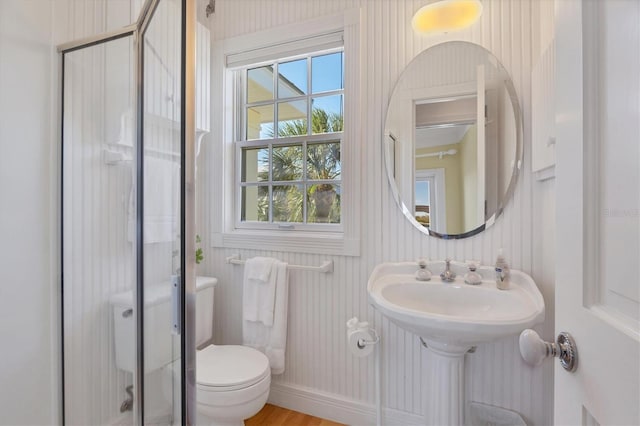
[111,276,271,425]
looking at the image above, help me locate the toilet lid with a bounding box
[196,345,270,390]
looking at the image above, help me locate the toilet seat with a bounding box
[196,345,270,391]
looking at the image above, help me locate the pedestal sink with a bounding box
[367,261,545,426]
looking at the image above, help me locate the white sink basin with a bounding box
[368,261,545,348]
[368,261,545,425]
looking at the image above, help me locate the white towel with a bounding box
[246,256,276,283]
[127,157,180,243]
[243,260,289,375]
[243,257,277,325]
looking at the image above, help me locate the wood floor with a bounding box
[245,404,344,426]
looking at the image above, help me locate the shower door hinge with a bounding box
[206,0,215,17]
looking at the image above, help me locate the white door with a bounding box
[555,1,640,425]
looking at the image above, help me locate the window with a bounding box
[212,11,361,255]
[236,49,344,230]
[415,169,446,231]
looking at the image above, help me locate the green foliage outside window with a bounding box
[257,108,342,223]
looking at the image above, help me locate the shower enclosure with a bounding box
[59,0,198,424]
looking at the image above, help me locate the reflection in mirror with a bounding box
[384,41,521,239]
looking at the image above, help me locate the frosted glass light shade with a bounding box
[412,0,483,34]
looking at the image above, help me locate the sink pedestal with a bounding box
[423,340,470,426]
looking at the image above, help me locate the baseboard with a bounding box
[268,382,424,425]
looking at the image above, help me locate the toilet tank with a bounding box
[111,276,217,373]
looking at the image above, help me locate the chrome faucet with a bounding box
[440,258,456,282]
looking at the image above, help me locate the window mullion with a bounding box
[238,132,342,146]
[273,62,279,140]
[271,180,305,185]
[303,140,308,223]
[307,55,313,136]
[307,88,344,99]
[245,99,284,108]
[304,55,312,225]
[306,179,341,185]
[268,142,273,223]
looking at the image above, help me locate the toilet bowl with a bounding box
[164,344,270,426]
[195,345,271,426]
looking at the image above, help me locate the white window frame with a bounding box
[210,10,361,256]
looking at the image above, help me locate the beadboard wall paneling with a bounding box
[201,1,555,425]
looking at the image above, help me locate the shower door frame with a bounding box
[57,0,198,424]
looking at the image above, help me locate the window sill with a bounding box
[212,230,359,256]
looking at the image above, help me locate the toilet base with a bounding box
[196,393,269,426]
[196,373,270,426]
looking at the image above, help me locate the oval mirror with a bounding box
[384,41,522,239]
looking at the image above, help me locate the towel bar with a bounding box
[225,254,333,273]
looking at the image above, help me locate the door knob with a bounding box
[519,329,578,372]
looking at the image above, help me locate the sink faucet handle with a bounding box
[466,260,480,271]
[415,259,432,281]
[440,258,456,282]
[464,260,482,285]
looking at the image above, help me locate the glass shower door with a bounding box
[140,0,185,424]
[61,34,138,426]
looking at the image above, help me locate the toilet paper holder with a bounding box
[347,317,379,348]
[357,328,379,348]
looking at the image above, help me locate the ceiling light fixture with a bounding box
[412,0,483,34]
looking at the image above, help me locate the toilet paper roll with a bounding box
[347,329,375,357]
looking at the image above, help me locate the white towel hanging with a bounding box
[243,257,277,325]
[243,259,289,375]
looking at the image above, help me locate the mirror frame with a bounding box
[383,41,523,240]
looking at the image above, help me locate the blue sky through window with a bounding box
[278,59,307,97]
[276,52,344,96]
[312,52,343,93]
[415,181,430,206]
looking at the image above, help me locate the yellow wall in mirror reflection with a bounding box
[415,125,479,235]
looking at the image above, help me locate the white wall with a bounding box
[0,1,58,424]
[201,0,556,424]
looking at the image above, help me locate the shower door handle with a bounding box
[171,274,181,335]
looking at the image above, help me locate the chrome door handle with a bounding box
[519,329,578,372]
